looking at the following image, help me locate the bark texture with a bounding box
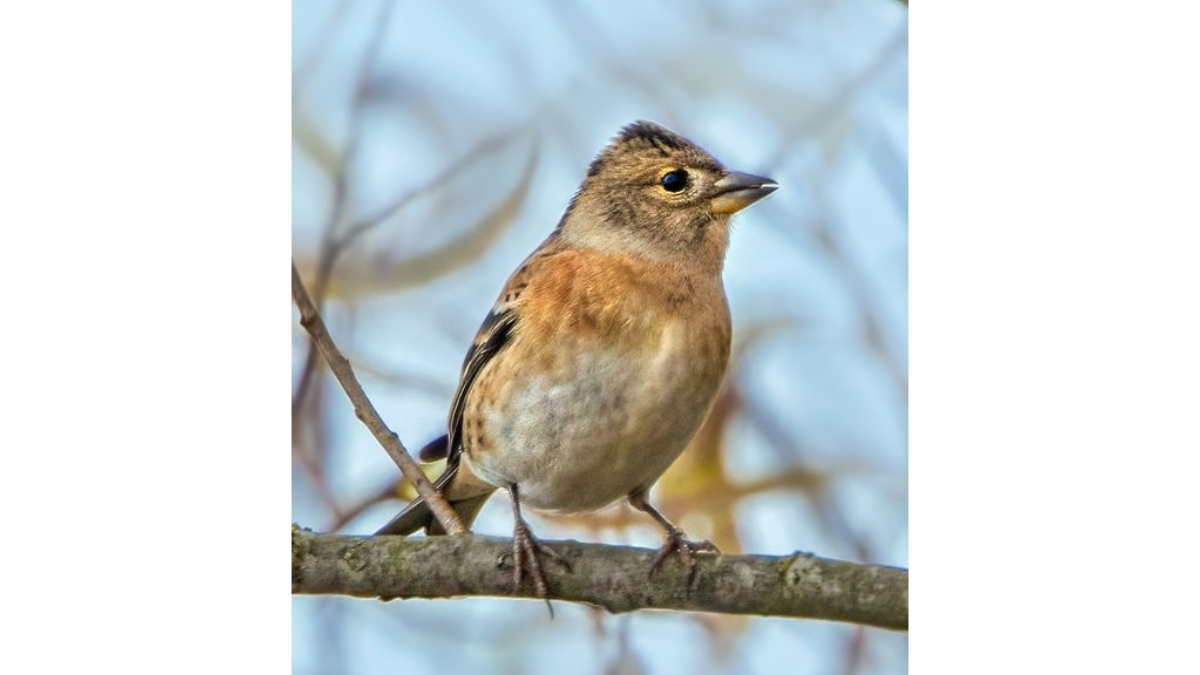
[292,529,908,631]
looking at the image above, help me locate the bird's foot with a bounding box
[650,529,719,582]
[511,520,572,616]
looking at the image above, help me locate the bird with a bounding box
[376,120,777,604]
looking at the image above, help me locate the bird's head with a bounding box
[557,120,777,271]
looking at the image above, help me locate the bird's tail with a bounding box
[374,491,491,536]
[375,434,491,536]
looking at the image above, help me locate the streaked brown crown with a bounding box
[586,121,725,179]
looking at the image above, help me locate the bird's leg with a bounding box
[628,488,719,581]
[506,484,571,616]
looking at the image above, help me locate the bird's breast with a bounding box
[463,269,731,513]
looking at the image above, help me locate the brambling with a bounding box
[376,120,777,602]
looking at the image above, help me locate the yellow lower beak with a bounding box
[710,171,779,215]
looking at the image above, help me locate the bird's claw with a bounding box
[512,521,571,617]
[649,530,719,583]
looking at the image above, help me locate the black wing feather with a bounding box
[443,308,518,473]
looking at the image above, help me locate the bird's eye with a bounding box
[660,169,688,193]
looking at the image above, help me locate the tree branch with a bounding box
[292,529,908,631]
[291,0,396,418]
[291,262,466,535]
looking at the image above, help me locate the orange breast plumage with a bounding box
[461,247,731,512]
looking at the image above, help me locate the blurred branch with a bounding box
[813,214,908,410]
[316,141,539,298]
[840,625,869,675]
[347,125,528,239]
[292,262,466,535]
[291,0,396,418]
[766,27,907,169]
[292,530,908,630]
[291,0,354,93]
[328,478,410,532]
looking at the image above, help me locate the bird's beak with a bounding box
[710,171,778,215]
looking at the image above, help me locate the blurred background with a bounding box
[292,0,907,673]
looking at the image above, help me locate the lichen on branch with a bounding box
[291,528,908,631]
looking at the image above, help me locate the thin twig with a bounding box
[292,262,466,535]
[292,0,397,418]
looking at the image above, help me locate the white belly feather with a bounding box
[465,320,720,512]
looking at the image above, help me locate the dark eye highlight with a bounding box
[660,169,688,193]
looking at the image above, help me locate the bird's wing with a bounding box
[375,243,564,536]
[435,241,562,478]
[443,306,518,471]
